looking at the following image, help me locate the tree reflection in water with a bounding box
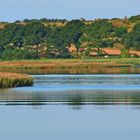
[1,74,140,108]
[1,89,140,108]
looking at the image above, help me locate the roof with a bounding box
[102,48,121,55]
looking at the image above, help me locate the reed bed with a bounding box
[0,72,33,88]
[0,58,139,75]
[0,58,138,69]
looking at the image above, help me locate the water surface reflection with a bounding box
[0,75,140,107]
[1,75,140,140]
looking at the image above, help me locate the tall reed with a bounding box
[0,72,33,88]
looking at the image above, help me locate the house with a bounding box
[68,44,77,52]
[102,48,121,57]
[129,50,140,57]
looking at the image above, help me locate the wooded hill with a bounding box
[0,15,140,60]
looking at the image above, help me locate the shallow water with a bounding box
[0,75,140,140]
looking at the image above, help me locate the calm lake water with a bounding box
[0,75,140,140]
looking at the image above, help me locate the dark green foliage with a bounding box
[0,22,48,59]
[24,22,47,46]
[121,48,129,58]
[47,27,71,58]
[85,20,114,39]
[0,17,140,59]
[133,23,140,31]
[100,39,114,48]
[122,33,134,48]
[23,19,40,23]
[46,20,85,58]
[63,20,85,44]
[123,23,140,50]
[129,15,140,22]
[79,20,115,55]
[0,22,47,48]
[23,18,67,23]
[1,48,39,60]
[115,27,127,37]
[40,18,67,23]
[0,23,24,47]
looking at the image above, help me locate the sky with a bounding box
[0,0,140,22]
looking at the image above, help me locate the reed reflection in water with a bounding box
[1,75,140,140]
[0,75,140,107]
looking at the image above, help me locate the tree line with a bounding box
[0,16,140,60]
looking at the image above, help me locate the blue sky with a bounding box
[0,0,140,22]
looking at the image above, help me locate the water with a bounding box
[0,75,140,140]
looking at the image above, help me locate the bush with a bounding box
[115,27,127,37]
[1,48,39,60]
[121,48,129,58]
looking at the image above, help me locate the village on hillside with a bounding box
[0,15,140,59]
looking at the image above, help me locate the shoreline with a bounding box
[0,58,138,68]
[0,72,33,89]
[0,58,140,75]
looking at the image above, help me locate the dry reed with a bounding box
[0,72,33,88]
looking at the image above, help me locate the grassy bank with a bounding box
[1,58,140,65]
[0,58,139,68]
[0,72,33,88]
[0,58,140,74]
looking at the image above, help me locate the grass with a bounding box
[0,72,33,88]
[0,58,139,68]
[0,58,140,74]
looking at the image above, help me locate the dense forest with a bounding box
[0,15,140,60]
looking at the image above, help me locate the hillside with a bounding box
[0,15,140,60]
[0,22,6,29]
